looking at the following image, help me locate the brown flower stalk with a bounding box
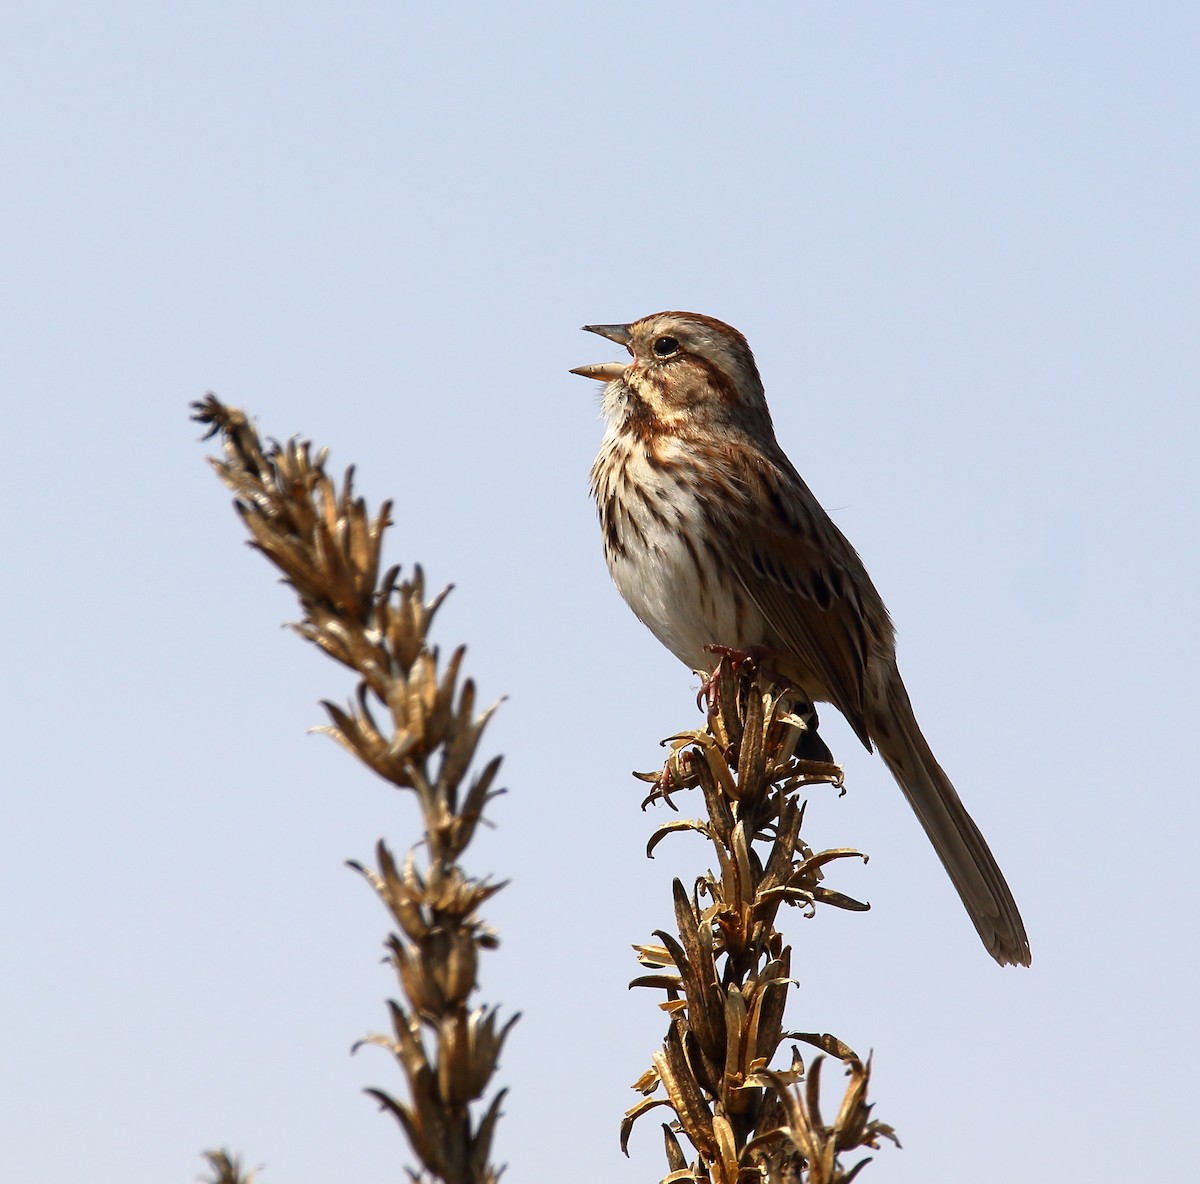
[623,660,899,1183]
[199,1149,256,1184]
[192,396,514,1184]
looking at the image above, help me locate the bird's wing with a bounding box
[722,453,883,750]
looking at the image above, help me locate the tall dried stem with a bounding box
[192,396,514,1184]
[199,1149,256,1184]
[623,660,899,1183]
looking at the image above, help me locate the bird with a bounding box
[571,311,1030,967]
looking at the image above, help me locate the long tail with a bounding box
[870,672,1030,967]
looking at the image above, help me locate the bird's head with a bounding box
[571,311,773,439]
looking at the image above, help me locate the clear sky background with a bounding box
[3,3,1197,1181]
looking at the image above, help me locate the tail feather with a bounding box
[871,674,1031,967]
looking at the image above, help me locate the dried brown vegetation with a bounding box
[193,396,512,1184]
[192,396,894,1184]
[624,661,898,1183]
[199,1149,256,1184]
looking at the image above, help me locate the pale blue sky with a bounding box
[3,3,1197,1182]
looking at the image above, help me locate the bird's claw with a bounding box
[698,644,778,709]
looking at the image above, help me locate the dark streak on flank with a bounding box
[633,481,672,531]
[679,526,705,588]
[601,504,625,559]
[621,500,649,548]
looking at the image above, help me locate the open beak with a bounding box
[569,322,633,382]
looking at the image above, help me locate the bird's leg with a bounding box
[698,643,778,709]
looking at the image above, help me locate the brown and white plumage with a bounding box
[573,311,1030,967]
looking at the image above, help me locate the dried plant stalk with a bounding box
[192,396,514,1184]
[624,660,899,1183]
[199,1149,256,1184]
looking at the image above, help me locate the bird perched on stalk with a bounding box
[572,311,1030,967]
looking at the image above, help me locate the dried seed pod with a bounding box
[194,397,513,1184]
[628,656,894,1182]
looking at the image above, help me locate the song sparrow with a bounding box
[572,311,1030,967]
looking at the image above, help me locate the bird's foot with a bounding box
[698,643,778,709]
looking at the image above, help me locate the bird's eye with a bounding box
[653,335,679,358]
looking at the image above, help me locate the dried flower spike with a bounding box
[193,397,514,1184]
[624,657,897,1183]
